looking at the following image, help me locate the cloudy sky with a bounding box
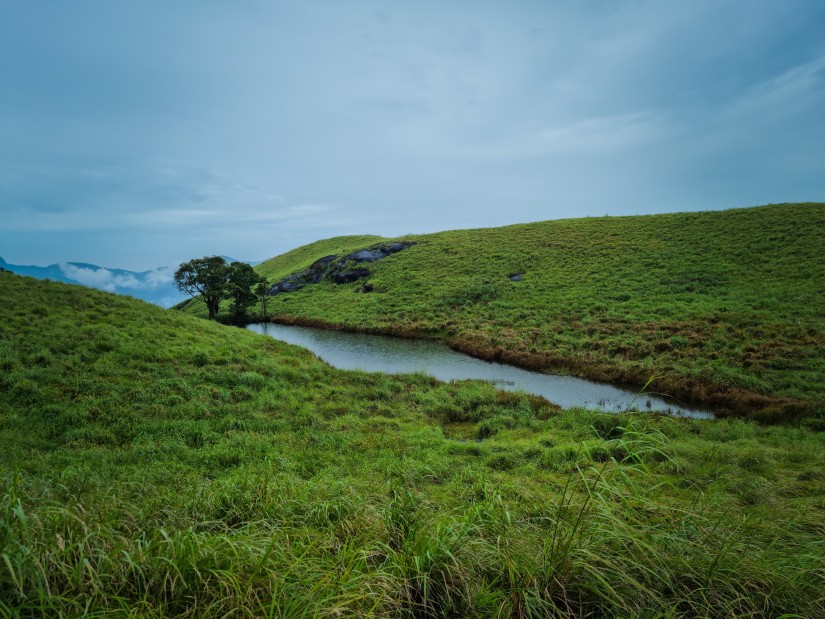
[2,1,824,270]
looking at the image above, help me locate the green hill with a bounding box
[218,203,823,422]
[2,270,824,616]
[255,234,385,281]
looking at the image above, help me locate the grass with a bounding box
[255,235,385,282]
[2,272,824,617]
[183,203,825,424]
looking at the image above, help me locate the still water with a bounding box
[247,323,714,419]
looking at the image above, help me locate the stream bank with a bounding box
[257,314,811,423]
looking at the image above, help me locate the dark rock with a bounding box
[267,242,414,295]
[351,249,385,262]
[333,269,371,284]
[268,275,305,295]
[361,283,374,293]
[303,255,338,283]
[311,254,338,270]
[349,242,414,263]
[509,274,523,282]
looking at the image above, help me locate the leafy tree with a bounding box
[255,279,271,319]
[226,261,262,320]
[174,256,229,320]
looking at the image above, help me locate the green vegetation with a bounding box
[175,257,264,321]
[226,261,264,321]
[256,235,385,282]
[2,273,824,617]
[186,203,824,424]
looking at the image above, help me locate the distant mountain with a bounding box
[222,256,263,266]
[0,256,186,307]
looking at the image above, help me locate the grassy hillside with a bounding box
[255,234,385,281]
[2,272,825,617]
[221,203,824,423]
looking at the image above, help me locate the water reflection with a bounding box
[247,323,714,419]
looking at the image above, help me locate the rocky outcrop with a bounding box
[333,268,371,284]
[268,242,413,296]
[350,242,411,262]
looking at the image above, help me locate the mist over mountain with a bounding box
[0,256,185,307]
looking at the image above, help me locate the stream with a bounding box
[247,322,714,419]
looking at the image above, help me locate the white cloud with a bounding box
[60,264,136,291]
[59,263,177,292]
[142,266,175,288]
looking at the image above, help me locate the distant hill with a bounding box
[191,203,825,422]
[0,255,262,307]
[221,256,263,267]
[0,256,187,307]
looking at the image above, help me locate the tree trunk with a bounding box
[207,298,219,320]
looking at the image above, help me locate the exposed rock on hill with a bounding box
[267,242,413,295]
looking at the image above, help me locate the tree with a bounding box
[226,261,262,320]
[255,278,271,319]
[174,256,229,320]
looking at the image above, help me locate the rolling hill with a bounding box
[187,203,825,423]
[1,271,823,616]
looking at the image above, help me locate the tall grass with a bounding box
[3,444,822,617]
[2,273,823,616]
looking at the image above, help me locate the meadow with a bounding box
[2,273,824,617]
[184,203,825,425]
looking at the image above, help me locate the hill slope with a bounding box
[255,234,385,281]
[1,272,824,616]
[245,203,825,422]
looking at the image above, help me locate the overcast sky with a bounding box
[2,1,824,270]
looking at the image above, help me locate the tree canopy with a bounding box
[174,256,267,321]
[226,261,262,320]
[174,256,229,320]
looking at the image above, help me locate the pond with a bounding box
[247,323,714,419]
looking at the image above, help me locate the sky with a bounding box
[2,0,824,270]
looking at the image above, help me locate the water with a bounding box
[246,323,714,419]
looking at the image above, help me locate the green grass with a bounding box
[255,235,385,282]
[186,203,825,423]
[2,273,824,617]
